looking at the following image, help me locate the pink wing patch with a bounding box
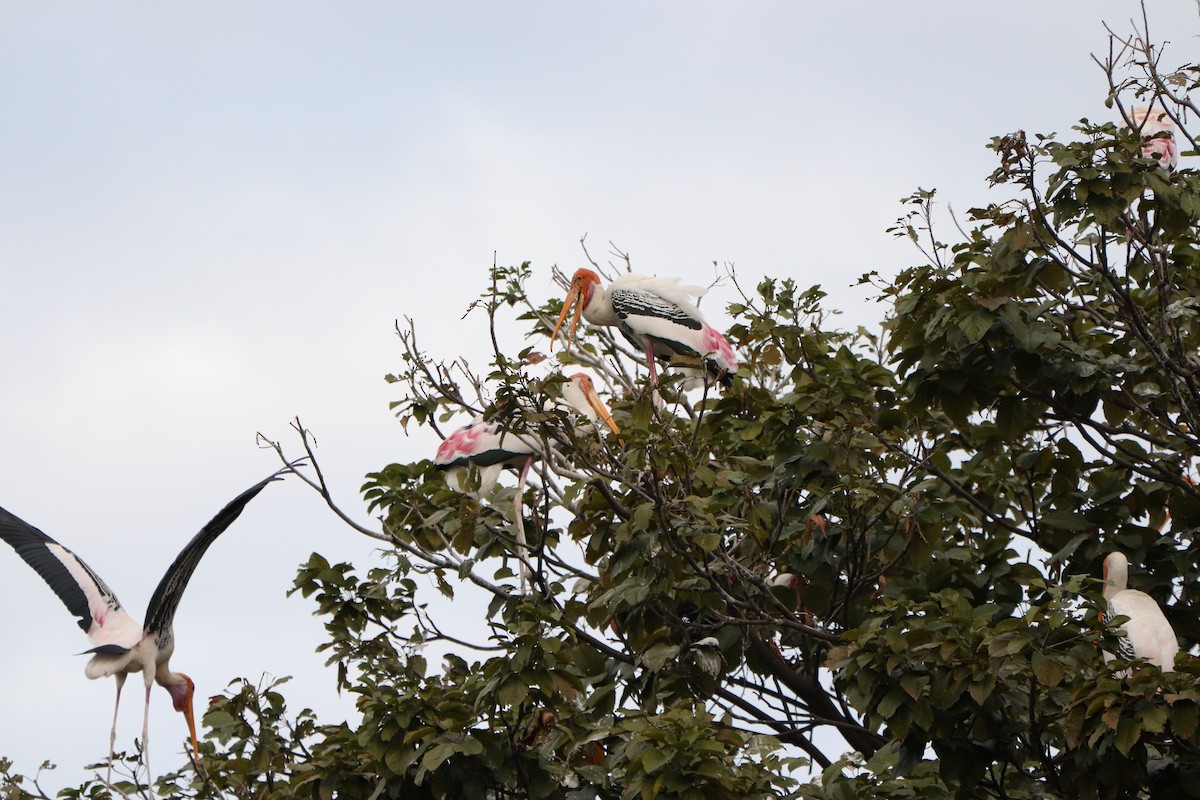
[435,423,490,464]
[700,325,738,373]
[1142,135,1178,169]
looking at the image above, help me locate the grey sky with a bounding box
[0,1,1195,789]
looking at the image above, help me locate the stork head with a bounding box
[551,269,602,355]
[1102,551,1129,597]
[564,373,621,436]
[163,672,200,760]
[770,572,802,590]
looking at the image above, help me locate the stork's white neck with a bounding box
[560,382,598,422]
[580,283,619,327]
[1103,552,1129,599]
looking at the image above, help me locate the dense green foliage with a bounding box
[4,21,1200,800]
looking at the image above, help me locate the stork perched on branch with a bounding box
[1101,551,1179,673]
[552,268,738,386]
[1131,106,1180,173]
[434,373,619,590]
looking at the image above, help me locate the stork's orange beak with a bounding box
[551,278,587,355]
[578,377,620,437]
[182,694,199,761]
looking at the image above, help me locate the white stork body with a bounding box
[553,268,738,385]
[435,374,619,590]
[1102,551,1179,672]
[1132,106,1180,173]
[433,418,538,498]
[0,466,292,789]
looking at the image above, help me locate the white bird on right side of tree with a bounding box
[1101,551,1179,672]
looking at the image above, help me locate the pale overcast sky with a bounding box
[0,1,1196,790]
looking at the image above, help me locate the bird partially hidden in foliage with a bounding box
[770,572,813,625]
[688,636,725,679]
[434,373,620,591]
[1101,551,1179,672]
[1131,105,1180,172]
[515,708,558,749]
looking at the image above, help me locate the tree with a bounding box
[4,16,1200,800]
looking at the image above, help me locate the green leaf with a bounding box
[960,310,993,343]
[1172,702,1200,738]
[642,643,680,672]
[968,676,996,706]
[632,502,655,531]
[421,741,457,772]
[1031,652,1065,687]
[640,748,669,774]
[1114,714,1141,756]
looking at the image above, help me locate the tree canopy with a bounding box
[5,18,1200,800]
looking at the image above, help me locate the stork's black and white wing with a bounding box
[611,287,704,362]
[0,506,143,654]
[607,274,738,381]
[142,468,289,640]
[611,288,703,331]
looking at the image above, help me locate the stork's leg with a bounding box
[513,456,534,592]
[641,343,669,410]
[643,343,659,384]
[142,676,155,799]
[108,673,127,783]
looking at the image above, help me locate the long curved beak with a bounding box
[551,282,586,355]
[580,381,621,437]
[183,696,199,760]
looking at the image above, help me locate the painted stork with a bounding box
[1102,551,1179,672]
[552,268,738,386]
[1132,106,1180,172]
[434,373,620,590]
[0,465,292,785]
[770,572,813,625]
